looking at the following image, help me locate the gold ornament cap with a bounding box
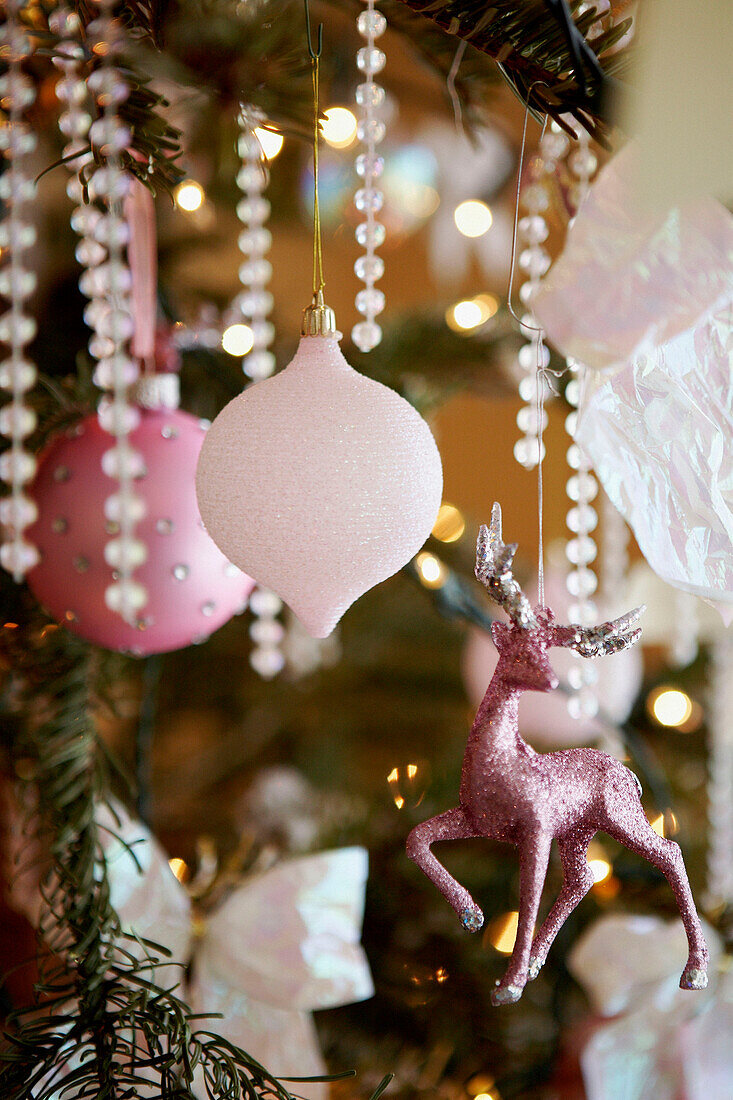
[301,289,336,336]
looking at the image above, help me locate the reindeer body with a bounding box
[407,506,708,1005]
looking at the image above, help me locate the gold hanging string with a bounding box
[301,0,335,335]
[305,0,324,297]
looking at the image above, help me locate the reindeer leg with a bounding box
[605,798,709,990]
[527,829,595,980]
[492,830,552,1005]
[406,807,484,931]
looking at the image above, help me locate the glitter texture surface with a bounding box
[408,507,708,1005]
[196,334,443,637]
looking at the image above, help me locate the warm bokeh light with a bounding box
[254,126,284,160]
[650,809,679,837]
[587,839,612,884]
[387,762,428,809]
[648,686,694,728]
[466,1074,497,1099]
[415,551,447,589]
[174,179,205,212]
[453,199,493,238]
[487,910,519,955]
[221,323,254,357]
[168,857,190,883]
[321,107,358,148]
[432,502,466,543]
[446,293,499,333]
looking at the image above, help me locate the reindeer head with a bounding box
[476,503,644,694]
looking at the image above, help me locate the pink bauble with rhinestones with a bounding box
[26,409,254,655]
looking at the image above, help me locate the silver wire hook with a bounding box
[304,0,323,59]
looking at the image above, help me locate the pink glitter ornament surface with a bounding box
[407,504,708,1005]
[195,333,443,639]
[26,410,254,655]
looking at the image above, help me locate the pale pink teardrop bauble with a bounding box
[26,410,254,655]
[196,334,443,637]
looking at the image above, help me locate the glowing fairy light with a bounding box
[415,551,447,588]
[453,199,493,238]
[321,107,358,149]
[221,323,254,357]
[174,179,205,212]
[253,126,284,160]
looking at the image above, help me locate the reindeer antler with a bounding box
[475,503,539,629]
[554,605,645,658]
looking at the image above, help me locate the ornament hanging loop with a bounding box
[304,0,323,60]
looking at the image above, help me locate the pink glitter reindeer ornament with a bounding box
[407,503,708,1005]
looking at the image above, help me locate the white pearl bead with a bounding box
[566,536,597,565]
[566,473,598,502]
[355,153,384,179]
[566,504,597,533]
[0,312,36,346]
[356,9,387,37]
[105,579,148,615]
[0,448,36,484]
[0,539,39,576]
[355,221,386,248]
[101,445,146,480]
[0,404,36,438]
[249,618,286,646]
[0,221,36,250]
[356,118,386,145]
[97,397,141,435]
[0,495,38,529]
[244,350,276,380]
[0,267,36,299]
[354,188,384,214]
[104,490,146,524]
[356,46,386,74]
[352,320,382,352]
[355,83,385,109]
[249,646,286,679]
[249,588,283,616]
[355,287,385,316]
[104,537,147,569]
[0,358,36,392]
[516,405,548,434]
[354,254,384,281]
[566,567,598,598]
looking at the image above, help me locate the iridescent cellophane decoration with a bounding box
[534,149,733,615]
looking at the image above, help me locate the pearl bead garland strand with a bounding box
[513,126,567,470]
[564,125,599,721]
[0,0,40,581]
[248,586,286,680]
[81,0,147,624]
[233,107,286,678]
[351,0,387,353]
[233,108,276,383]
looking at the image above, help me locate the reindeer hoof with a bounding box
[491,981,523,1006]
[528,956,544,981]
[680,967,708,990]
[460,906,484,933]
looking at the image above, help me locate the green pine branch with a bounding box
[388,0,633,139]
[0,601,344,1100]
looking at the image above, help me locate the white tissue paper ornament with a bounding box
[533,150,733,615]
[196,332,443,637]
[568,914,727,1100]
[12,801,373,1100]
